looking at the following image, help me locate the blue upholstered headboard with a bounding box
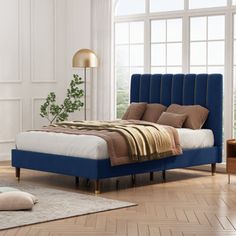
[130,74,223,148]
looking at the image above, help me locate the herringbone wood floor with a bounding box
[0,162,236,236]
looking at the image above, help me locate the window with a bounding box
[115,0,145,16]
[150,0,184,12]
[151,18,182,73]
[115,21,144,117]
[190,16,225,74]
[114,1,235,153]
[189,0,227,9]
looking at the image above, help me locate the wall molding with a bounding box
[30,0,57,83]
[0,98,23,143]
[31,97,46,129]
[0,0,22,84]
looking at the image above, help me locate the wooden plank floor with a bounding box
[0,162,236,236]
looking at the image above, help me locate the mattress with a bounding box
[15,128,214,160]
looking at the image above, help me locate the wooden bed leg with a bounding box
[116,179,120,190]
[228,174,231,184]
[162,170,166,182]
[211,163,216,176]
[95,180,100,194]
[150,172,154,181]
[15,168,20,181]
[131,174,136,186]
[75,176,79,186]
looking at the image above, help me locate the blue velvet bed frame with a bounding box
[12,73,223,193]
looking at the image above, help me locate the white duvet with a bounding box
[16,128,214,160]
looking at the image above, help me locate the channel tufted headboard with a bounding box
[130,74,223,148]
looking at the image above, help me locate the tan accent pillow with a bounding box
[0,191,38,211]
[157,112,187,128]
[142,103,167,123]
[122,103,147,120]
[167,104,209,129]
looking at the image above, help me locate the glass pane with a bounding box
[190,66,207,73]
[130,67,144,76]
[190,42,206,65]
[115,0,145,16]
[151,20,166,43]
[208,41,224,65]
[151,44,166,66]
[115,23,129,44]
[130,45,144,66]
[166,67,182,73]
[150,0,184,12]
[116,67,130,90]
[189,0,226,9]
[167,19,182,42]
[190,17,207,41]
[115,45,129,66]
[151,67,166,73]
[130,22,144,44]
[208,66,224,74]
[167,43,182,66]
[208,16,225,40]
[116,90,129,118]
[233,0,236,5]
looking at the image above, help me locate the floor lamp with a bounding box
[72,49,98,120]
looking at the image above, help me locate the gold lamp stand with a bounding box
[72,49,98,120]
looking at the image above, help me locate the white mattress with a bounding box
[15,128,214,160]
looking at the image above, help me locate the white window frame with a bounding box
[114,0,236,157]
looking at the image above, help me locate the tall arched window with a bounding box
[114,0,236,154]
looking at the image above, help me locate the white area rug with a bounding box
[0,181,135,230]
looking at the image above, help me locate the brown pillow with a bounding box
[122,103,147,120]
[167,104,209,129]
[142,103,167,123]
[157,112,187,128]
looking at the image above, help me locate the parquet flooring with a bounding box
[0,163,236,236]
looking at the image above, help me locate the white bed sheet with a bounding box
[15,128,214,160]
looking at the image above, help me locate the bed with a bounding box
[11,73,223,193]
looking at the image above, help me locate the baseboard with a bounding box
[0,153,10,162]
[187,163,226,173]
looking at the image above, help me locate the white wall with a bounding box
[0,0,91,160]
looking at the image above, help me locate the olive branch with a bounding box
[40,74,84,124]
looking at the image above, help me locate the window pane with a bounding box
[190,66,207,73]
[115,45,129,66]
[116,68,130,90]
[130,22,144,44]
[151,44,166,66]
[151,67,166,73]
[116,90,129,118]
[166,67,182,73]
[190,17,206,41]
[167,19,182,42]
[189,0,226,9]
[208,41,224,65]
[130,67,144,76]
[233,0,236,5]
[151,20,166,43]
[150,0,184,12]
[115,23,129,44]
[167,43,182,66]
[208,16,225,40]
[130,45,144,66]
[115,0,145,16]
[208,66,224,74]
[190,42,206,65]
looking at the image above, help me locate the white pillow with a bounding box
[0,188,38,211]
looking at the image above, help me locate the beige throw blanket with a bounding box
[36,120,182,166]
